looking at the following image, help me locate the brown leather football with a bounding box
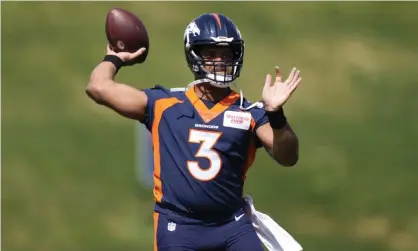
[105,8,149,63]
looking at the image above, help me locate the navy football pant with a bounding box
[153,210,264,251]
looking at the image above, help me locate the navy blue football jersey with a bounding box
[142,85,268,218]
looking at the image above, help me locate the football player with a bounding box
[87,13,302,251]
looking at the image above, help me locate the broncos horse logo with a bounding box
[185,22,200,37]
[184,22,201,47]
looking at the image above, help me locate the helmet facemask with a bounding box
[186,41,244,88]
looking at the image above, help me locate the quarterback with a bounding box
[87,13,302,251]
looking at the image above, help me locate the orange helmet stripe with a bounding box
[211,13,222,29]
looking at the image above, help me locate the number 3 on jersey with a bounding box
[187,129,223,181]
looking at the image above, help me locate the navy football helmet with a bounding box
[184,13,245,88]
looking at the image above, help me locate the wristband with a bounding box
[266,108,287,129]
[103,55,124,72]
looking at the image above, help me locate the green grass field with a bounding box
[2,2,418,251]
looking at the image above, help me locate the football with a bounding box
[105,8,149,63]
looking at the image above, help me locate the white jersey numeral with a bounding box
[187,129,223,181]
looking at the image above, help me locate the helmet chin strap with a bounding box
[186,78,262,111]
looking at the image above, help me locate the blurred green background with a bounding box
[2,2,418,251]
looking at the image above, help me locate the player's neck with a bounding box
[193,83,231,103]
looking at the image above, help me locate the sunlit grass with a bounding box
[2,2,418,251]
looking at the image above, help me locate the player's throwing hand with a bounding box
[106,44,146,65]
[262,66,302,112]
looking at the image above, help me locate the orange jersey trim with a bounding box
[152,97,183,203]
[243,117,257,180]
[185,87,240,124]
[153,212,159,251]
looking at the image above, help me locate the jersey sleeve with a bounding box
[251,105,269,148]
[141,85,171,131]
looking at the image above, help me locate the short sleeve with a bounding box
[251,108,269,148]
[141,85,170,131]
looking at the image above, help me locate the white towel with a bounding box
[243,195,303,251]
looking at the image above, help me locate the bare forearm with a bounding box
[87,62,117,95]
[91,62,117,81]
[85,58,148,120]
[262,107,299,166]
[271,124,299,166]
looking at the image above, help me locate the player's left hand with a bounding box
[262,66,302,112]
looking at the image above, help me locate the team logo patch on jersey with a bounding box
[223,111,252,130]
[167,222,176,232]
